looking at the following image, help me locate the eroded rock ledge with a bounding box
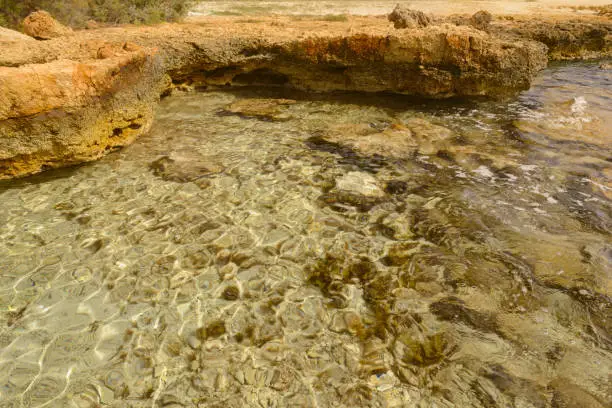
[1,13,611,179]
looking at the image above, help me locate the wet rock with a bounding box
[322,119,453,158]
[317,172,387,212]
[327,123,414,157]
[335,172,385,198]
[388,5,432,29]
[221,98,296,121]
[404,118,454,155]
[305,136,387,173]
[149,152,224,183]
[319,191,385,212]
[470,11,493,32]
[22,11,73,40]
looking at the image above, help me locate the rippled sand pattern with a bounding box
[0,62,610,407]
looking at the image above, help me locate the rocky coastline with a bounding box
[0,9,611,179]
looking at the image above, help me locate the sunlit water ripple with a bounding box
[0,61,610,407]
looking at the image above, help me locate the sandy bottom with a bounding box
[0,61,610,407]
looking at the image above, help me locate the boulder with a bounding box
[388,5,432,29]
[470,10,493,31]
[22,10,73,40]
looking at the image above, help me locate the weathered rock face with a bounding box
[0,43,166,179]
[177,27,547,98]
[22,10,73,40]
[388,5,432,29]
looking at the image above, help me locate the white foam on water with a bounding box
[571,96,588,115]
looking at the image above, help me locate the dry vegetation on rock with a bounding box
[0,0,195,28]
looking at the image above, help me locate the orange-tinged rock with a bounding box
[22,10,73,40]
[0,45,165,179]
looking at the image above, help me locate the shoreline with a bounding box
[0,9,611,179]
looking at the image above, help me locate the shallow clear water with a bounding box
[0,62,610,407]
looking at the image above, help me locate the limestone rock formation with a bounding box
[470,10,493,31]
[0,43,166,179]
[388,5,432,29]
[0,12,609,179]
[22,10,73,40]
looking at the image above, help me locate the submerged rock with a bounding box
[221,98,296,121]
[335,171,385,198]
[388,5,432,29]
[321,118,454,158]
[149,152,224,183]
[470,10,493,31]
[22,10,73,40]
